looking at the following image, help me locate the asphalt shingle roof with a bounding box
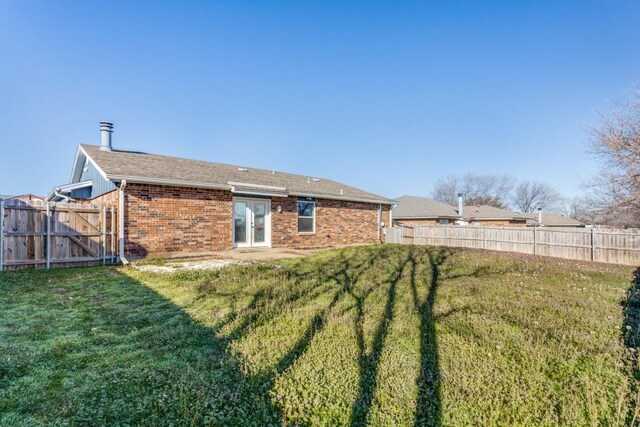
[392,196,459,218]
[81,145,393,204]
[522,211,584,227]
[463,205,528,221]
[393,195,586,226]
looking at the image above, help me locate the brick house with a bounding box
[393,195,584,228]
[391,195,462,226]
[394,195,529,226]
[48,123,394,260]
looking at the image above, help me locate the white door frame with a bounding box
[232,197,271,248]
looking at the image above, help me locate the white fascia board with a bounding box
[227,181,287,191]
[57,180,93,192]
[107,175,233,191]
[69,146,87,183]
[232,189,289,198]
[288,191,395,205]
[76,145,109,182]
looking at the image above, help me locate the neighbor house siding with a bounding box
[123,184,233,258]
[79,159,117,199]
[270,197,387,248]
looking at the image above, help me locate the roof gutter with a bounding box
[54,190,70,202]
[106,175,393,205]
[107,175,233,191]
[288,191,396,205]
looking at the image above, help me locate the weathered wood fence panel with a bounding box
[385,225,640,266]
[0,198,117,270]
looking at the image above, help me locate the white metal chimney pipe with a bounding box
[100,121,113,151]
[458,193,463,217]
[537,207,542,224]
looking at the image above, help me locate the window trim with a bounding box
[297,199,316,234]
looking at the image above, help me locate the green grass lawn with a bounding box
[0,245,638,426]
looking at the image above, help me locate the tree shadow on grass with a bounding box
[349,250,413,426]
[623,267,640,425]
[0,245,448,426]
[408,247,452,427]
[0,268,280,425]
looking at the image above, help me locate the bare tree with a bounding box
[587,88,640,227]
[563,195,604,224]
[512,181,562,213]
[431,175,460,205]
[432,174,515,208]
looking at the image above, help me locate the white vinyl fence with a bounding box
[385,225,640,266]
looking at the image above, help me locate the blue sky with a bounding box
[1,1,639,199]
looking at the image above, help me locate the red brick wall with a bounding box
[270,197,388,248]
[121,184,389,257]
[124,184,232,257]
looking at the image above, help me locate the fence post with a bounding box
[110,206,115,264]
[483,226,487,249]
[0,199,4,272]
[102,206,107,266]
[591,228,595,262]
[533,227,537,255]
[441,225,445,246]
[45,203,51,270]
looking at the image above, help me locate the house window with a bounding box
[438,219,449,225]
[297,199,315,233]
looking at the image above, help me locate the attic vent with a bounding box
[237,167,249,172]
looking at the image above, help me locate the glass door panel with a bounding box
[253,202,266,243]
[233,202,248,245]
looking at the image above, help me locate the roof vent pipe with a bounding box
[537,207,542,224]
[100,121,113,152]
[458,193,464,217]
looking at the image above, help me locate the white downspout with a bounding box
[118,180,129,265]
[54,189,71,202]
[377,204,382,240]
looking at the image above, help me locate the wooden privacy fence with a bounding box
[0,198,117,270]
[385,225,640,266]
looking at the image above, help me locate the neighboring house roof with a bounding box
[392,196,459,218]
[522,211,585,227]
[463,205,528,221]
[77,144,394,205]
[10,194,45,201]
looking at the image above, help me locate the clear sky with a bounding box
[1,1,639,199]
